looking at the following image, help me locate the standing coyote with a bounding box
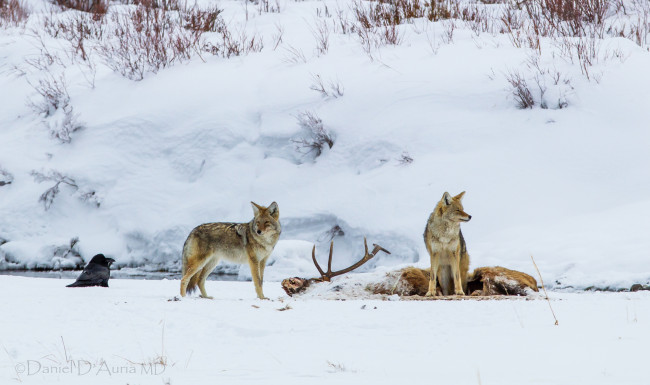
[180,202,281,299]
[423,191,471,296]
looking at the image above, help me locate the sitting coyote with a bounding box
[180,202,281,299]
[424,191,471,296]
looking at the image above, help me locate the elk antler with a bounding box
[311,237,390,282]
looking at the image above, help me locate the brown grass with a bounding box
[0,0,30,27]
[531,255,559,325]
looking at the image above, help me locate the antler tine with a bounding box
[370,244,391,256]
[311,244,326,277]
[327,237,391,279]
[311,238,391,282]
[327,240,334,276]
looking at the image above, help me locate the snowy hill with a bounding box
[1,0,649,289]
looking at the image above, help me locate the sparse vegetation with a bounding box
[311,18,330,56]
[292,111,335,159]
[52,0,108,15]
[310,74,344,98]
[506,71,535,109]
[398,152,413,165]
[0,166,13,186]
[326,360,349,373]
[505,52,573,109]
[283,44,307,64]
[31,170,100,210]
[51,237,84,268]
[97,4,211,80]
[27,74,85,143]
[0,0,30,27]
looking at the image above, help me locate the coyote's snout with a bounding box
[423,191,471,296]
[180,202,281,299]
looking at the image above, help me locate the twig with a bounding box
[61,336,70,363]
[185,350,193,369]
[530,255,559,325]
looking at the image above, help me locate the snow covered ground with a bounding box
[1,0,649,290]
[1,276,649,384]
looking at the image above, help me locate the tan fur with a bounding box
[180,202,281,299]
[368,267,430,296]
[423,191,471,296]
[468,266,538,295]
[368,266,537,297]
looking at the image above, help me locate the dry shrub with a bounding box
[257,0,280,14]
[352,0,405,57]
[499,0,631,81]
[52,0,108,15]
[609,0,650,48]
[31,170,100,210]
[310,74,344,98]
[0,0,30,27]
[505,54,572,110]
[41,11,106,61]
[349,0,499,57]
[38,0,245,80]
[203,23,264,59]
[184,4,222,32]
[27,74,85,142]
[97,3,211,80]
[0,166,14,186]
[119,0,181,11]
[506,70,535,109]
[292,111,334,159]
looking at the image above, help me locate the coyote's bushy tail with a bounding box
[181,237,200,294]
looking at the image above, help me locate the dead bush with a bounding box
[119,0,181,11]
[51,237,84,268]
[506,56,572,110]
[608,0,650,48]
[27,73,84,142]
[310,74,344,98]
[31,170,100,210]
[292,111,334,159]
[0,0,30,27]
[52,0,108,15]
[256,0,280,14]
[203,24,264,59]
[523,0,610,38]
[352,0,404,57]
[28,74,70,118]
[398,152,413,165]
[183,4,222,32]
[311,18,330,56]
[506,71,535,109]
[41,11,106,61]
[97,4,204,80]
[0,166,13,186]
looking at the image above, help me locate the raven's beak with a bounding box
[106,258,116,267]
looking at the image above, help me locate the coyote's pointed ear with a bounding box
[454,191,466,201]
[442,192,452,205]
[268,201,279,220]
[251,201,263,216]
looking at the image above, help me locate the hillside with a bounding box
[1,0,649,289]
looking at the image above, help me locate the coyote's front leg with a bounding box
[426,251,440,297]
[248,257,268,300]
[451,249,465,296]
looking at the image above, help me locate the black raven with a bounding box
[66,254,115,288]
